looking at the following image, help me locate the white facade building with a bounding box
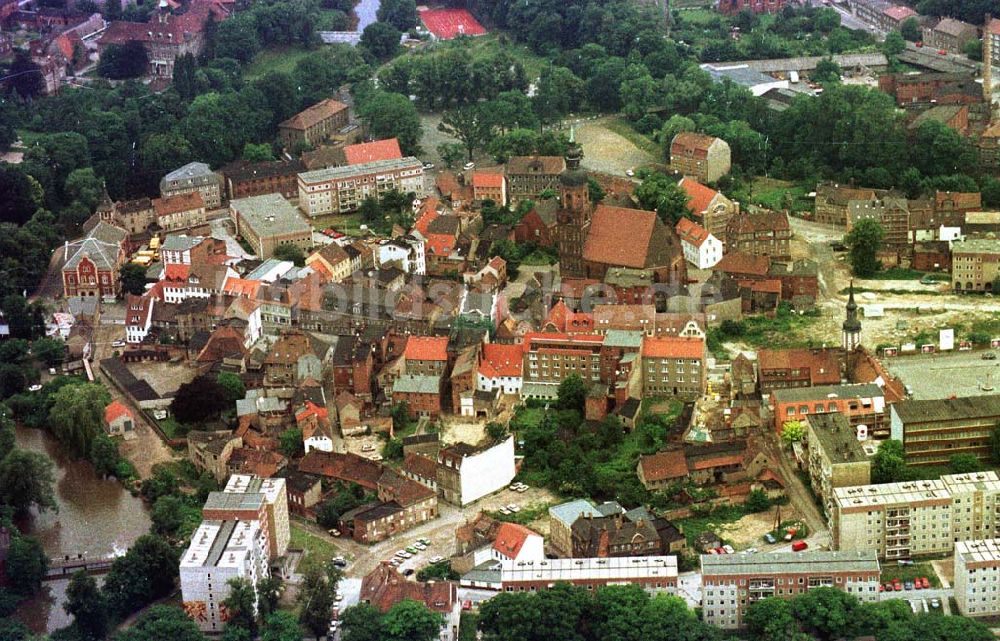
[676,218,723,269]
[180,519,269,633]
[437,436,516,506]
[378,236,426,275]
[955,539,1000,616]
[297,157,425,217]
[224,475,290,558]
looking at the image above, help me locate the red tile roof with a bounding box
[361,563,457,614]
[714,251,770,277]
[418,6,487,39]
[298,451,383,489]
[153,191,204,217]
[675,217,712,248]
[642,335,705,360]
[343,138,402,165]
[543,300,595,333]
[740,278,782,294]
[296,400,329,422]
[104,400,132,425]
[404,336,449,362]
[671,132,719,158]
[882,5,916,21]
[402,452,438,481]
[424,233,455,256]
[479,343,523,378]
[492,522,537,559]
[164,263,191,281]
[678,178,718,215]
[758,348,841,386]
[223,277,261,298]
[472,172,504,189]
[639,450,688,482]
[583,205,658,269]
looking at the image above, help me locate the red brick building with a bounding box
[757,347,842,393]
[221,159,303,200]
[61,222,128,298]
[717,0,787,15]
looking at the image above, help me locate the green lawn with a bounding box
[485,501,553,526]
[750,177,814,214]
[868,268,925,280]
[677,8,721,25]
[708,305,825,352]
[245,46,314,80]
[290,522,341,574]
[444,34,549,79]
[308,212,367,237]
[675,504,749,549]
[880,561,941,588]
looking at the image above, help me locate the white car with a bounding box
[423,162,434,169]
[463,161,475,170]
[111,339,126,347]
[361,444,375,452]
[430,556,445,564]
[625,169,635,177]
[499,507,511,515]
[28,384,43,392]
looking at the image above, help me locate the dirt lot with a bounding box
[126,360,198,396]
[574,117,656,176]
[706,504,807,550]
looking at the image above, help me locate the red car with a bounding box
[938,49,947,55]
[462,600,473,611]
[791,540,808,552]
[920,577,930,589]
[879,584,885,592]
[893,580,903,591]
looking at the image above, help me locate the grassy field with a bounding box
[675,504,749,548]
[485,501,553,526]
[290,521,341,574]
[448,34,550,79]
[308,212,367,236]
[245,46,314,80]
[750,177,814,214]
[880,561,942,588]
[677,8,721,25]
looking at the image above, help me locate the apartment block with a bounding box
[890,395,1000,467]
[224,475,290,558]
[771,383,885,436]
[160,162,222,209]
[180,519,269,632]
[805,412,872,515]
[951,238,1000,293]
[640,336,707,399]
[831,472,1000,559]
[229,194,312,259]
[297,157,425,216]
[278,99,349,149]
[701,551,880,629]
[462,556,678,593]
[669,132,731,183]
[954,539,1000,616]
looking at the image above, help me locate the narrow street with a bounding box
[759,428,828,538]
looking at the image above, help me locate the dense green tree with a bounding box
[438,106,495,161]
[141,132,195,181]
[65,571,108,641]
[635,172,690,225]
[140,467,180,502]
[382,600,443,641]
[745,597,799,641]
[0,167,43,226]
[103,534,179,617]
[556,374,586,413]
[114,605,208,641]
[845,218,884,278]
[790,587,860,641]
[272,243,305,266]
[437,142,465,169]
[216,372,246,405]
[0,448,57,514]
[278,428,303,459]
[119,263,149,296]
[171,375,230,424]
[341,603,385,641]
[619,64,659,121]
[900,16,921,41]
[32,337,66,367]
[964,37,983,61]
[90,434,123,479]
[744,488,771,513]
[48,382,110,458]
[360,22,402,62]
[173,53,200,101]
[0,618,31,641]
[377,0,418,31]
[882,30,906,57]
[216,15,261,63]
[97,40,150,79]
[297,564,335,640]
[533,66,583,126]
[151,495,186,538]
[911,120,978,177]
[356,91,422,155]
[260,611,301,641]
[222,577,258,636]
[812,58,842,83]
[242,142,275,163]
[872,439,907,484]
[257,575,283,618]
[5,536,48,596]
[949,453,981,473]
[6,51,44,99]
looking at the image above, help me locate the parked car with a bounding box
[914,579,923,590]
[883,582,894,591]
[112,340,126,347]
[920,577,930,588]
[430,556,445,564]
[403,568,415,576]
[897,559,913,566]
[791,540,808,552]
[915,41,923,47]
[983,352,997,360]
[938,49,947,55]
[904,581,914,590]
[462,600,473,611]
[463,162,475,170]
[28,384,43,392]
[422,162,434,170]
[722,544,735,554]
[763,533,777,544]
[361,444,376,452]
[930,598,940,609]
[332,556,347,567]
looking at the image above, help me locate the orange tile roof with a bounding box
[882,4,916,20]
[740,278,782,294]
[583,205,657,269]
[639,450,688,482]
[296,400,329,422]
[641,335,705,360]
[153,191,204,217]
[164,263,191,281]
[425,233,455,256]
[404,336,449,361]
[104,400,132,424]
[714,251,770,277]
[472,172,504,189]
[671,132,718,158]
[543,300,595,333]
[758,348,841,385]
[343,138,402,165]
[279,99,348,132]
[479,343,523,378]
[403,452,438,480]
[492,522,537,559]
[414,205,440,236]
[223,277,261,298]
[678,178,718,215]
[675,217,711,248]
[689,453,744,471]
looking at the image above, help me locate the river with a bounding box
[13,425,151,634]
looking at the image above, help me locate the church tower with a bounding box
[558,126,590,226]
[842,281,861,352]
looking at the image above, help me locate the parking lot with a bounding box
[885,350,1000,400]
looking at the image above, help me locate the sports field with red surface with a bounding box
[418,7,487,39]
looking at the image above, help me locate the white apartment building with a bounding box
[297,157,425,217]
[437,436,516,506]
[377,235,426,275]
[224,475,290,558]
[701,551,880,630]
[954,539,1000,616]
[831,471,1000,559]
[180,519,269,633]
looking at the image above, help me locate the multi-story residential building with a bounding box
[548,499,605,557]
[297,157,425,216]
[717,0,787,14]
[377,235,426,274]
[160,162,222,209]
[570,512,664,558]
[757,347,841,393]
[153,191,207,231]
[391,374,443,419]
[472,172,506,205]
[180,519,269,633]
[640,336,707,399]
[97,2,216,79]
[954,539,1000,616]
[403,336,450,376]
[230,194,312,259]
[805,412,872,515]
[340,471,438,543]
[305,243,358,283]
[436,436,516,506]
[476,342,523,396]
[675,217,723,269]
[952,238,1000,293]
[220,159,303,200]
[462,556,678,593]
[923,18,980,54]
[504,156,565,204]
[725,209,790,260]
[110,198,156,234]
[669,132,731,183]
[772,383,885,435]
[831,472,1000,558]
[678,177,738,239]
[61,222,128,299]
[890,396,1000,467]
[700,551,880,630]
[278,99,349,150]
[125,293,155,343]
[521,332,605,394]
[223,475,290,558]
